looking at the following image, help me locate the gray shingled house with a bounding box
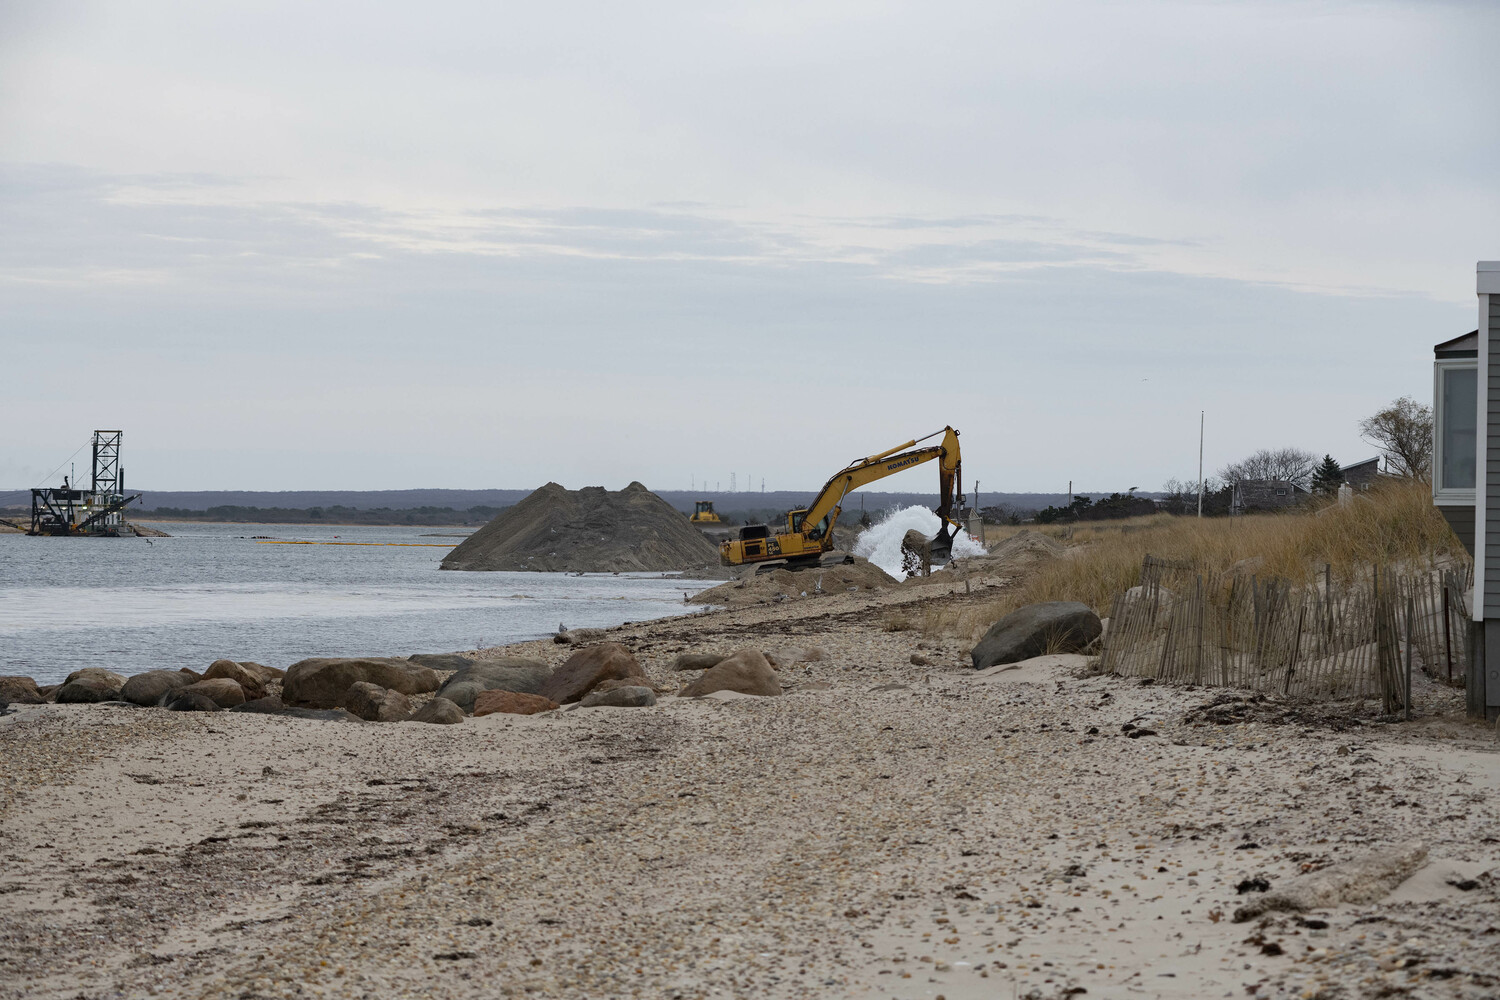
[1229,479,1308,515]
[1431,261,1498,719]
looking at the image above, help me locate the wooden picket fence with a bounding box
[1098,556,1471,710]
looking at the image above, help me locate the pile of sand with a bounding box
[689,555,896,607]
[441,482,720,573]
[906,528,1066,585]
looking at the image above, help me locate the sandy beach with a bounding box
[3,576,1499,1000]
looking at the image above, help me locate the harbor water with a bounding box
[0,522,716,685]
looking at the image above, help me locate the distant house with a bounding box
[1229,479,1308,516]
[1341,456,1382,490]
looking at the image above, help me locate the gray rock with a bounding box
[970,601,1103,670]
[407,654,476,672]
[434,658,551,712]
[229,697,361,722]
[163,691,221,712]
[120,670,192,706]
[579,685,657,708]
[282,657,441,709]
[343,682,411,722]
[680,648,782,698]
[408,697,465,725]
[671,652,724,671]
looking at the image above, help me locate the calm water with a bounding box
[0,522,716,685]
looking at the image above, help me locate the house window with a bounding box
[1276,488,1287,497]
[1433,358,1477,501]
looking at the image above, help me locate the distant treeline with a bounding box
[139,505,502,526]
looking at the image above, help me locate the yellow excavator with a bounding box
[719,426,963,569]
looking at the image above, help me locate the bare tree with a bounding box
[1217,448,1318,489]
[1359,396,1432,480]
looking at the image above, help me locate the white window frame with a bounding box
[1433,356,1478,504]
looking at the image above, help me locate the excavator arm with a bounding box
[792,426,963,549]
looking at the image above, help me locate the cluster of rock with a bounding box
[1,638,803,727]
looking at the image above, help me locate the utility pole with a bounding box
[1197,410,1205,518]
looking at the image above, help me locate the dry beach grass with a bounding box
[929,478,1468,642]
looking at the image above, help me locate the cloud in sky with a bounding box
[0,1,1495,492]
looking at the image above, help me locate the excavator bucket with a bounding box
[929,521,955,561]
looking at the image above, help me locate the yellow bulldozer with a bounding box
[689,500,722,524]
[719,426,963,570]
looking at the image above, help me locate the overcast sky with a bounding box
[2,1,1496,495]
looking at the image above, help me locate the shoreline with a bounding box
[2,578,1499,998]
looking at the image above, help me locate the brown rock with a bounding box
[680,647,783,698]
[238,661,285,682]
[408,697,464,724]
[0,676,44,705]
[181,677,246,708]
[178,667,203,683]
[204,660,267,700]
[342,682,411,722]
[56,675,123,703]
[537,643,645,704]
[473,690,559,717]
[282,657,441,709]
[64,667,127,689]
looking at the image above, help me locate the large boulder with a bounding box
[282,657,440,709]
[56,667,127,702]
[579,685,657,708]
[537,643,645,704]
[56,673,124,703]
[120,670,192,706]
[0,676,44,705]
[680,648,782,698]
[408,697,464,725]
[203,660,267,700]
[434,658,552,713]
[970,601,1102,670]
[343,682,411,722]
[473,691,559,717]
[179,678,246,708]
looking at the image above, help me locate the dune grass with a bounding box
[933,477,1467,640]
